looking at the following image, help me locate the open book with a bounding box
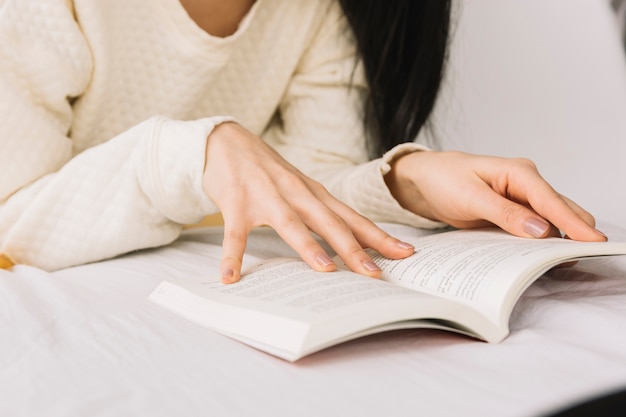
[148,228,626,362]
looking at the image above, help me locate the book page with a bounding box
[198,259,422,318]
[364,228,626,322]
[150,258,472,360]
[368,230,545,301]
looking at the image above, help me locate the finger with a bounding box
[219,220,250,284]
[260,187,377,277]
[285,195,384,278]
[559,195,606,241]
[265,200,340,274]
[464,182,555,238]
[467,182,606,242]
[519,184,606,242]
[475,160,606,241]
[320,195,415,260]
[473,157,604,241]
[559,195,596,227]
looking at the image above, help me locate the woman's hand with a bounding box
[203,122,415,284]
[385,150,607,242]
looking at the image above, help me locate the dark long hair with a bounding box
[338,0,452,156]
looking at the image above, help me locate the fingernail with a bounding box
[221,268,235,283]
[523,218,550,238]
[595,229,607,239]
[316,253,334,267]
[363,260,381,272]
[396,241,414,251]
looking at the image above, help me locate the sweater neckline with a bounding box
[156,0,263,54]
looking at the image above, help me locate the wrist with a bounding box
[384,150,437,221]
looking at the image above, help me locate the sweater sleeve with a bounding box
[0,2,227,270]
[262,1,445,229]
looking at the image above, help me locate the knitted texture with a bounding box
[0,0,442,270]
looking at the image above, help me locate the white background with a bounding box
[420,0,626,229]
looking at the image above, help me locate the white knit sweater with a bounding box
[0,0,442,271]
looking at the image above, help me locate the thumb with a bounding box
[469,188,552,238]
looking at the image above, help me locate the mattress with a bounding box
[2,222,625,417]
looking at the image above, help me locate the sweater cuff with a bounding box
[367,143,448,229]
[137,115,234,225]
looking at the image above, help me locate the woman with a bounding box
[0,0,605,283]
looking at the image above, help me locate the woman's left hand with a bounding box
[385,150,607,242]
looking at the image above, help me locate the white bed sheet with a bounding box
[2,222,625,417]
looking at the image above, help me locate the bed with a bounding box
[2,1,625,416]
[2,223,626,417]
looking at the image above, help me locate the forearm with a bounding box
[0,116,230,271]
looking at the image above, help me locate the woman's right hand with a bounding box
[384,150,606,242]
[202,122,415,284]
